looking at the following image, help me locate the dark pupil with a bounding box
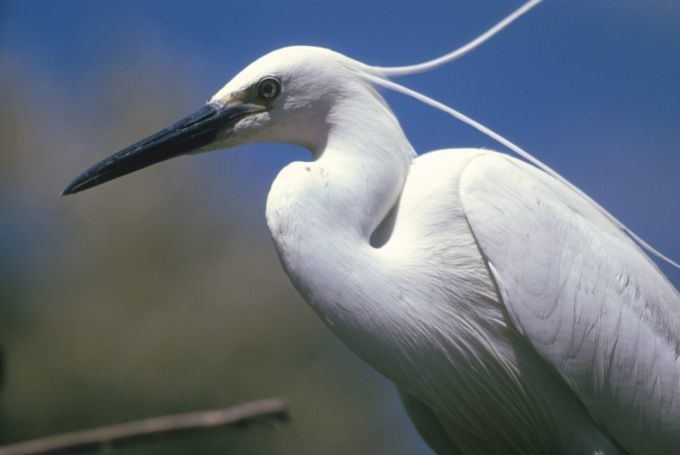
[263,83,274,96]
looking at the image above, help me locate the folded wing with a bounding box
[459,153,680,454]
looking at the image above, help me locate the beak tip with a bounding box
[62,178,87,196]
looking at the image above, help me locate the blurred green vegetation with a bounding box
[0,49,423,453]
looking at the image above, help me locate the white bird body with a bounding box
[65,17,680,453]
[256,47,680,454]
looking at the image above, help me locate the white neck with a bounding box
[313,97,414,239]
[267,85,414,240]
[265,89,414,344]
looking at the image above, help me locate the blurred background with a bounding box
[1,1,678,453]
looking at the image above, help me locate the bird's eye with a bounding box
[257,77,281,100]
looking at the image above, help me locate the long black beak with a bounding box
[63,102,257,195]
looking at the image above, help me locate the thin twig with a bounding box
[0,398,289,455]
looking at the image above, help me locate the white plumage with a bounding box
[64,2,680,453]
[254,46,679,454]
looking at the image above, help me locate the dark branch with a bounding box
[0,398,289,455]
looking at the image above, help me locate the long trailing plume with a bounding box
[374,0,543,77]
[363,0,679,269]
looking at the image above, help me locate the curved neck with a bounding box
[265,89,416,372]
[308,90,415,241]
[265,85,414,288]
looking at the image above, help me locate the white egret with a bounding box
[63,1,680,453]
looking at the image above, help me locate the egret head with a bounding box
[63,0,544,195]
[62,46,375,195]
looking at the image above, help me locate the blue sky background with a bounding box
[1,1,678,452]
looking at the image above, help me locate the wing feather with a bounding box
[459,153,680,454]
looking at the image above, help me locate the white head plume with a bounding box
[373,0,543,77]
